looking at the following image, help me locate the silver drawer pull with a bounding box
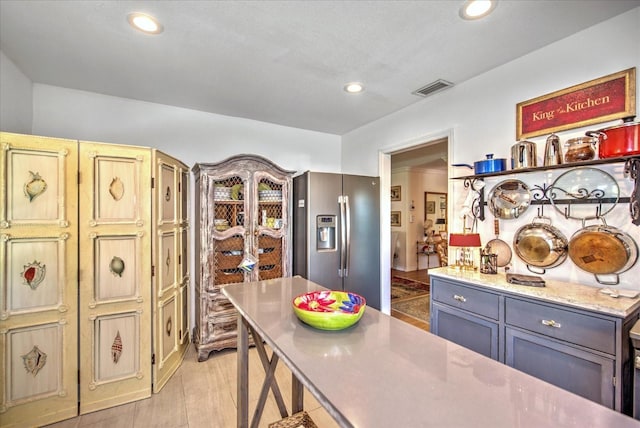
[453,294,467,303]
[541,319,561,328]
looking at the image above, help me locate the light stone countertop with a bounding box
[428,267,640,317]
[223,275,640,427]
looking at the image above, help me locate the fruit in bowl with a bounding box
[292,290,366,330]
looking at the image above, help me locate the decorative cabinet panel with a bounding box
[0,132,79,427]
[193,155,293,361]
[78,141,152,414]
[0,134,190,425]
[151,150,190,393]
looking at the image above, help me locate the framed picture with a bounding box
[391,211,401,227]
[390,186,401,201]
[516,67,636,139]
[426,201,436,214]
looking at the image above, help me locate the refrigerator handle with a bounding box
[344,195,351,277]
[338,195,346,277]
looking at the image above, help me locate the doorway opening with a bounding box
[388,136,449,332]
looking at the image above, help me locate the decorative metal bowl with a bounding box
[292,290,366,330]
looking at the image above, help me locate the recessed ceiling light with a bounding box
[459,0,497,20]
[344,82,364,93]
[127,12,163,34]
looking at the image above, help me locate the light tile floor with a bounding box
[45,345,339,428]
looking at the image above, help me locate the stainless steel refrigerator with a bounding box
[293,172,381,309]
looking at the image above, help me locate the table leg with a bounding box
[237,314,249,428]
[292,375,303,414]
[252,329,288,418]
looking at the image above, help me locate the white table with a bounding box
[223,276,640,427]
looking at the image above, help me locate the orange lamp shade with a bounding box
[449,233,481,247]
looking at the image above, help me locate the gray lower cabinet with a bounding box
[431,303,499,360]
[430,276,637,414]
[505,326,615,408]
[430,278,501,361]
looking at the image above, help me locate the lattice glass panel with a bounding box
[257,178,283,228]
[212,234,245,286]
[212,176,244,229]
[258,235,283,280]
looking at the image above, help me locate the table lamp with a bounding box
[449,232,481,270]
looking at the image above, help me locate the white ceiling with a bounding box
[1,1,639,135]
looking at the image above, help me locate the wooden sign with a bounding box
[516,68,636,140]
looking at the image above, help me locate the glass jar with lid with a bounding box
[564,136,597,163]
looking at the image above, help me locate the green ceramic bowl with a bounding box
[292,290,366,330]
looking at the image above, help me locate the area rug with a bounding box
[391,295,430,323]
[391,277,430,301]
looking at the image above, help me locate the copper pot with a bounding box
[569,222,638,285]
[586,116,640,159]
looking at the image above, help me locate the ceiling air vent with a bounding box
[412,79,454,98]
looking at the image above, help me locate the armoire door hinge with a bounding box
[178,182,181,192]
[152,353,156,365]
[151,266,155,276]
[613,376,617,387]
[77,172,81,184]
[151,177,155,188]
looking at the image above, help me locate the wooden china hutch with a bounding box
[192,155,293,361]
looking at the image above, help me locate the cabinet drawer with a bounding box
[207,312,238,341]
[505,297,616,354]
[207,294,234,313]
[431,279,499,320]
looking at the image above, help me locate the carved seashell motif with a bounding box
[111,331,123,364]
[109,256,125,277]
[24,171,47,202]
[22,260,46,290]
[109,177,124,201]
[22,345,47,376]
